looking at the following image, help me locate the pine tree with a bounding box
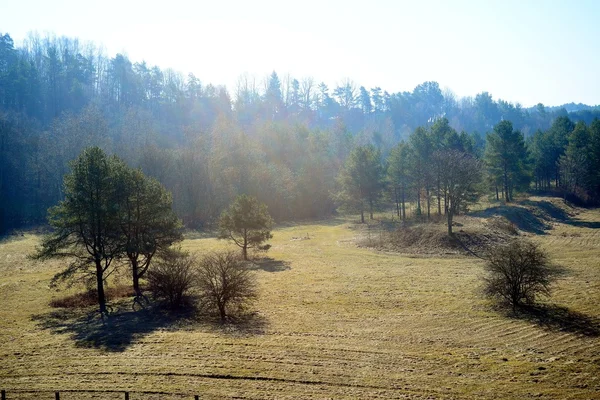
[218,194,273,260]
[485,120,530,202]
[337,145,385,223]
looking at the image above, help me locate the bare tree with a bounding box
[196,251,257,321]
[147,250,196,309]
[299,77,315,110]
[484,241,561,310]
[333,79,358,109]
[434,149,482,235]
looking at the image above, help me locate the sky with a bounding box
[2,0,599,107]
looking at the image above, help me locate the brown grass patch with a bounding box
[49,285,136,308]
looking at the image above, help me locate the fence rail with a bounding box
[1,389,200,400]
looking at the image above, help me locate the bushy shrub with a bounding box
[484,240,561,309]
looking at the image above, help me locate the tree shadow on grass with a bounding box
[33,300,270,352]
[32,303,197,352]
[521,200,572,222]
[198,311,270,337]
[249,257,291,272]
[563,219,600,229]
[473,199,600,233]
[523,200,600,229]
[471,205,550,234]
[508,304,600,337]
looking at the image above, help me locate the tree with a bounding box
[264,71,283,119]
[33,147,122,315]
[434,149,482,235]
[114,166,183,296]
[196,251,257,321]
[409,127,433,217]
[358,86,372,114]
[218,194,273,260]
[387,142,412,220]
[333,79,357,110]
[485,120,530,202]
[559,121,591,201]
[337,145,385,223]
[484,241,561,310]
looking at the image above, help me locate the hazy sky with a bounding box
[2,0,599,107]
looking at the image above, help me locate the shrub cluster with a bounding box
[147,250,257,321]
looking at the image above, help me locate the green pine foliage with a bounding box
[218,195,274,260]
[484,120,530,202]
[337,145,385,223]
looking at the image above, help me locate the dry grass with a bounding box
[0,196,599,399]
[356,214,518,257]
[50,285,136,309]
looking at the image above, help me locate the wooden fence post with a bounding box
[124,392,129,400]
[55,392,60,400]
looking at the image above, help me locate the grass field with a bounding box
[0,196,599,399]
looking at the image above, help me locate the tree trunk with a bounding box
[243,229,248,260]
[95,260,106,315]
[369,199,373,220]
[401,185,406,220]
[394,187,400,217]
[504,164,510,202]
[360,209,364,224]
[218,302,226,322]
[447,206,453,235]
[437,180,441,215]
[426,187,430,221]
[495,184,499,200]
[444,192,448,215]
[131,258,140,296]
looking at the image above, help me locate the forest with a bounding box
[1,31,600,235]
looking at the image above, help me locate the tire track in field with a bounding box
[1,370,450,400]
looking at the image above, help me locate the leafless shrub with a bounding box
[484,240,562,309]
[196,251,257,322]
[147,250,196,309]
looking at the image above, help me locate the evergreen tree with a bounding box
[218,194,273,260]
[485,120,530,202]
[337,145,385,223]
[33,147,122,315]
[114,166,183,296]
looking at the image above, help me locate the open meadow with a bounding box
[0,197,599,399]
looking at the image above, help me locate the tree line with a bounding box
[1,31,600,234]
[338,116,600,234]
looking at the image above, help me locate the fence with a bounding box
[1,390,201,400]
